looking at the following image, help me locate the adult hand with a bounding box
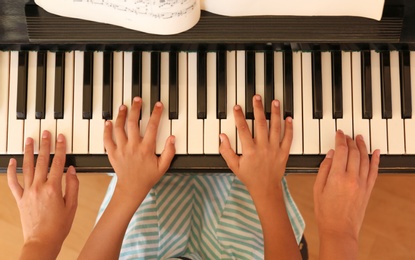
[314,130,380,260]
[7,131,79,259]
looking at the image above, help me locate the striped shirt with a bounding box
[97,173,305,259]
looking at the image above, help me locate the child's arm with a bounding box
[220,95,301,260]
[314,131,380,260]
[7,132,79,260]
[78,97,175,260]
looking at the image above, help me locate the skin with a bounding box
[7,131,79,260]
[78,97,175,260]
[314,130,380,260]
[220,95,301,260]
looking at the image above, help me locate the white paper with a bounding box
[201,0,385,21]
[35,0,201,35]
[35,0,385,35]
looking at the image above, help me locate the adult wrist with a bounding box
[21,239,61,260]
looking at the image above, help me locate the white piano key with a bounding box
[255,51,268,132]
[351,52,370,149]
[73,51,89,153]
[112,51,124,125]
[123,52,133,109]
[320,52,336,153]
[40,51,57,153]
[336,51,353,136]
[302,52,320,154]
[140,52,151,137]
[236,51,252,154]
[204,52,220,154]
[156,52,171,154]
[387,51,405,154]
[370,50,388,154]
[89,52,105,154]
[171,52,187,154]
[220,51,237,152]
[0,51,10,153]
[56,52,74,154]
[405,51,415,154]
[24,51,41,153]
[7,51,24,154]
[291,51,303,154]
[187,52,204,154]
[274,51,284,140]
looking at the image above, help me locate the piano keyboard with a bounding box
[1,49,415,172]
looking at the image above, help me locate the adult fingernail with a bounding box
[133,96,141,103]
[326,149,334,158]
[274,100,280,107]
[25,137,32,145]
[255,95,261,101]
[68,166,76,175]
[119,105,126,111]
[156,102,162,108]
[337,129,344,135]
[234,105,241,111]
[42,131,49,139]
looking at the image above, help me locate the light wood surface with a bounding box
[1,173,414,259]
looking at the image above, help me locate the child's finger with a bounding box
[219,133,239,174]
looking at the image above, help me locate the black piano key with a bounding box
[283,51,294,119]
[361,51,373,119]
[169,51,179,119]
[35,51,47,119]
[264,51,274,120]
[132,51,142,100]
[245,51,255,119]
[54,52,65,119]
[150,52,161,114]
[380,52,392,119]
[82,51,93,119]
[312,52,323,119]
[197,51,207,119]
[217,51,227,119]
[16,51,28,120]
[102,52,113,120]
[332,51,343,118]
[400,51,412,119]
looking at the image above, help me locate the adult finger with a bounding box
[269,100,282,146]
[22,137,35,189]
[64,166,79,217]
[48,134,67,185]
[34,130,51,183]
[158,136,176,174]
[113,104,128,145]
[142,102,162,148]
[346,136,360,176]
[280,117,293,155]
[127,97,142,143]
[234,105,254,152]
[314,149,334,194]
[329,130,348,175]
[366,149,380,193]
[219,133,239,174]
[104,121,116,153]
[356,135,370,180]
[7,158,23,200]
[252,95,268,145]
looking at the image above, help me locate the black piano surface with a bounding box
[1,0,415,173]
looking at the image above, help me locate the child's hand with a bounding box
[8,131,79,258]
[314,131,380,241]
[220,95,293,196]
[104,97,175,198]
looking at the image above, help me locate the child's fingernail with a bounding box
[57,134,64,143]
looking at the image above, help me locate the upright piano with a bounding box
[1,0,415,173]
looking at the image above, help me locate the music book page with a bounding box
[34,0,385,35]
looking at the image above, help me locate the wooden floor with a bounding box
[0,173,414,260]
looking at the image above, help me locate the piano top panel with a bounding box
[0,0,414,51]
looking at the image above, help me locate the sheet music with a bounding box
[35,0,200,34]
[201,0,385,21]
[35,0,385,35]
